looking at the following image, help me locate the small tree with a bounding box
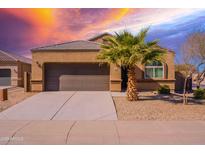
[181,31,205,104]
[97,28,166,101]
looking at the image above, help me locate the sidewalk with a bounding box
[0,120,205,144]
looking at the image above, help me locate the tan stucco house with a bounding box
[0,50,31,87]
[31,33,175,92]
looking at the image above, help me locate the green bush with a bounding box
[193,88,205,99]
[158,85,170,94]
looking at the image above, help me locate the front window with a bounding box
[145,61,164,79]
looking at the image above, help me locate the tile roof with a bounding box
[0,50,31,64]
[31,40,101,51]
[155,45,175,54]
[88,32,112,41]
[31,35,175,54]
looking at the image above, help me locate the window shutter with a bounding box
[142,66,145,79]
[164,63,168,79]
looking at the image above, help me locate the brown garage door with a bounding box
[44,63,110,91]
[0,69,11,86]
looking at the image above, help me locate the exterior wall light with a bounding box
[36,61,42,68]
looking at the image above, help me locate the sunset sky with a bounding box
[0,8,205,61]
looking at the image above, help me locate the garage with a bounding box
[44,63,110,91]
[31,38,122,92]
[0,69,11,86]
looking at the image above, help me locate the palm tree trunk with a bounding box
[127,66,138,101]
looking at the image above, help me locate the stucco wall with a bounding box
[135,52,175,91]
[110,63,121,91]
[17,62,31,87]
[136,80,175,91]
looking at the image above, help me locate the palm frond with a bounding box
[137,27,149,43]
[97,27,165,68]
[141,48,166,64]
[147,39,159,47]
[103,36,119,47]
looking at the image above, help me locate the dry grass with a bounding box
[113,96,205,120]
[0,87,37,112]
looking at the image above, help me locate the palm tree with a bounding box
[97,28,166,101]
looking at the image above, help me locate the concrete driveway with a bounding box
[0,91,117,120]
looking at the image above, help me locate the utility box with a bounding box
[0,88,8,101]
[24,72,31,92]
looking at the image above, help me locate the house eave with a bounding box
[31,49,100,52]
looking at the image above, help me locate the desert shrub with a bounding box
[193,88,205,99]
[158,85,170,94]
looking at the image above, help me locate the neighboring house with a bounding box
[192,73,205,89]
[175,64,193,92]
[0,50,31,87]
[31,33,175,92]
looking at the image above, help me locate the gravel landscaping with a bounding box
[0,87,37,112]
[113,95,205,120]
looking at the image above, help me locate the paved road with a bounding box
[0,121,205,144]
[0,91,117,120]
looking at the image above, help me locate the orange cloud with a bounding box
[110,8,132,21]
[37,9,136,43]
[2,8,58,44]
[75,8,136,38]
[2,8,55,26]
[92,8,134,28]
[0,9,137,47]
